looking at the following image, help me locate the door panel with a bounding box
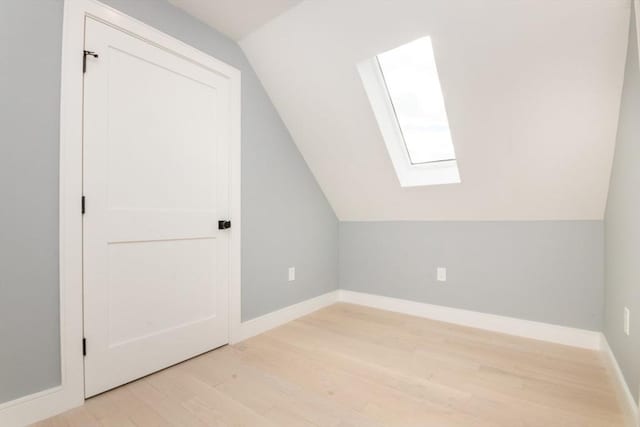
[83,17,230,397]
[106,239,218,346]
[106,46,219,212]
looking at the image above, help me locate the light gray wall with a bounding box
[604,2,640,403]
[0,0,64,405]
[340,221,604,330]
[0,0,338,405]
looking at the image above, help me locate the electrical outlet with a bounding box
[624,307,630,336]
[288,267,295,282]
[437,267,447,282]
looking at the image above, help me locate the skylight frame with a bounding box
[358,37,461,187]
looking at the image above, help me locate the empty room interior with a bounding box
[2,0,640,425]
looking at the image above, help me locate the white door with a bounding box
[83,17,231,397]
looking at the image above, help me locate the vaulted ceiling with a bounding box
[168,0,303,40]
[178,0,631,220]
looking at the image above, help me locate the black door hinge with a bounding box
[81,196,86,215]
[83,50,99,73]
[82,338,87,356]
[218,220,231,230]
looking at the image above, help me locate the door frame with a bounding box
[0,1,241,425]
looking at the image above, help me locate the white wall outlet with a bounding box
[288,267,295,282]
[437,267,447,282]
[624,307,630,336]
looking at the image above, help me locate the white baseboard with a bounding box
[601,336,639,427]
[232,290,340,343]
[337,290,602,350]
[0,385,82,427]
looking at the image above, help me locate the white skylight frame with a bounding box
[358,36,460,187]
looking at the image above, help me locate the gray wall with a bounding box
[340,221,604,330]
[0,0,64,405]
[604,3,640,403]
[0,0,338,405]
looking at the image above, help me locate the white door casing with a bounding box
[83,17,232,397]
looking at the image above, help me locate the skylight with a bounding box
[376,37,455,165]
[358,36,460,187]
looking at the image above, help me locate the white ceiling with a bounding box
[168,0,303,40]
[237,0,630,220]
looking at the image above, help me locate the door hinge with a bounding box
[82,338,87,356]
[83,50,99,73]
[81,196,86,215]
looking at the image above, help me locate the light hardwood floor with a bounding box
[35,303,624,426]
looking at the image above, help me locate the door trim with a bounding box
[0,1,241,425]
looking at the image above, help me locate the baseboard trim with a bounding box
[601,335,639,427]
[337,290,602,350]
[0,385,82,427]
[232,290,340,343]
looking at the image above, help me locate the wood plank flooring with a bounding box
[34,303,625,426]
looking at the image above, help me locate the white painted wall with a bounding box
[240,0,629,221]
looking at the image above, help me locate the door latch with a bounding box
[218,220,231,230]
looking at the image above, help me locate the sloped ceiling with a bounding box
[168,0,303,40]
[236,0,631,220]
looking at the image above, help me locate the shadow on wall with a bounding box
[604,0,640,405]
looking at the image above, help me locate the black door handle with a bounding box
[218,220,231,230]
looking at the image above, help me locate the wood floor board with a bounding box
[34,303,625,426]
